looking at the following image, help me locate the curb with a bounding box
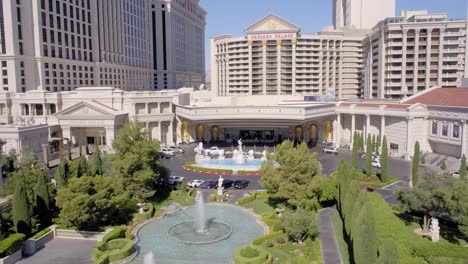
[182,167,262,177]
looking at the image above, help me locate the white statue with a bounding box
[261,150,267,161]
[429,218,440,242]
[218,149,225,160]
[248,149,254,160]
[194,142,204,155]
[237,138,243,152]
[217,175,224,196]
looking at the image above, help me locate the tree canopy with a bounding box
[260,141,321,210]
[111,122,167,201]
[281,208,317,243]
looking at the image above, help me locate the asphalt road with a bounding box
[161,144,412,193]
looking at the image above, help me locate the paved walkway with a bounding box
[17,238,96,264]
[375,180,408,204]
[317,206,342,264]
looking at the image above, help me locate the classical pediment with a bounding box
[244,14,300,34]
[54,101,118,119]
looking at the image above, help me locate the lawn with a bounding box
[151,189,194,210]
[242,197,276,215]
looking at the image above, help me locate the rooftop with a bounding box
[404,87,468,108]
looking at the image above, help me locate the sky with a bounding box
[200,0,467,72]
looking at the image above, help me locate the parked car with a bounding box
[160,148,175,157]
[451,171,460,178]
[362,154,380,160]
[188,179,204,188]
[234,179,249,189]
[160,151,172,159]
[205,147,220,156]
[372,160,381,168]
[168,145,184,154]
[168,176,185,185]
[222,179,234,189]
[323,147,339,154]
[200,180,217,189]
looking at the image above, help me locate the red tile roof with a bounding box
[405,88,468,108]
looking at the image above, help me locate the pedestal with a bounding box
[217,187,223,196]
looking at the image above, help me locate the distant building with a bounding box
[211,14,367,99]
[362,10,468,99]
[333,0,396,29]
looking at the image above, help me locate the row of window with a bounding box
[431,121,461,139]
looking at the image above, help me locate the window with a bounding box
[442,123,448,137]
[453,124,460,139]
[431,121,438,135]
[390,143,399,150]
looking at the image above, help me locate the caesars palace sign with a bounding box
[247,33,296,41]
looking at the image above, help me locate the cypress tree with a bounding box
[371,135,376,153]
[352,132,359,169]
[380,136,389,182]
[353,204,377,264]
[90,144,103,176]
[67,141,72,160]
[459,154,467,180]
[34,169,51,227]
[411,141,420,188]
[12,180,32,236]
[365,134,373,176]
[359,133,364,151]
[55,157,69,188]
[336,160,348,212]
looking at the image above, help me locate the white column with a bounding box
[365,114,370,139]
[336,114,341,146]
[351,114,356,146]
[292,39,297,95]
[106,127,115,147]
[167,121,174,145]
[380,115,386,146]
[62,126,71,142]
[190,123,196,143]
[461,120,467,157]
[406,117,413,160]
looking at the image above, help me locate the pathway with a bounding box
[317,206,342,264]
[375,180,408,204]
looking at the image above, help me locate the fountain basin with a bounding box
[196,159,263,171]
[130,204,267,264]
[168,220,232,244]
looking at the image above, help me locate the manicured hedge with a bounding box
[237,170,260,174]
[31,227,51,240]
[252,232,283,246]
[142,203,155,221]
[233,245,272,264]
[101,226,125,244]
[237,193,257,205]
[185,162,233,174]
[92,238,134,263]
[0,233,26,258]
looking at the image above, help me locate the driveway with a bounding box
[17,239,96,264]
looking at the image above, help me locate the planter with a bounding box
[23,230,54,256]
[0,249,22,264]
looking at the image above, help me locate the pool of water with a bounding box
[130,204,266,264]
[196,159,264,171]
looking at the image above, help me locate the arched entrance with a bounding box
[181,121,191,142]
[309,124,318,140]
[294,126,304,140]
[323,121,333,142]
[211,126,220,141]
[195,124,205,141]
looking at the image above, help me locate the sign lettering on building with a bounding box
[247,33,296,41]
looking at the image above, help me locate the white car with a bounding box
[323,147,339,154]
[168,145,184,154]
[187,180,204,188]
[372,160,381,168]
[206,147,220,156]
[160,148,175,156]
[168,176,185,185]
[451,171,460,178]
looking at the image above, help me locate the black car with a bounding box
[160,152,171,159]
[234,179,249,189]
[200,181,217,189]
[222,179,234,189]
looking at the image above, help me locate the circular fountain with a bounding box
[131,191,267,264]
[166,192,232,244]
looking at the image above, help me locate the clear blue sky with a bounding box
[201,0,466,71]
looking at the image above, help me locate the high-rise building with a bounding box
[0,0,205,93]
[333,0,395,29]
[362,11,468,99]
[211,14,366,98]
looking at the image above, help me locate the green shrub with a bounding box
[233,245,272,264]
[441,161,447,171]
[184,162,233,174]
[265,241,274,248]
[237,170,260,174]
[275,237,286,244]
[94,255,110,264]
[237,193,257,205]
[0,233,26,258]
[101,226,125,244]
[142,203,155,221]
[31,227,51,240]
[106,239,134,262]
[91,247,103,260]
[252,232,282,246]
